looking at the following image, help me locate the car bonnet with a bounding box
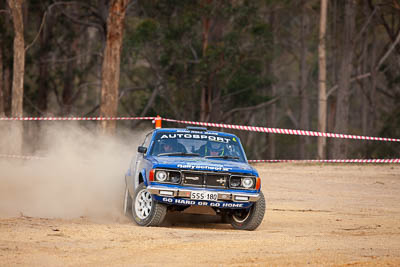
[149,156,258,175]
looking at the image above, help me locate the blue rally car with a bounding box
[123,126,265,230]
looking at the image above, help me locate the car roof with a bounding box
[153,128,238,138]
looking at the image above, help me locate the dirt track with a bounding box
[1,164,400,266]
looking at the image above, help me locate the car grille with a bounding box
[182,171,228,189]
[182,172,203,186]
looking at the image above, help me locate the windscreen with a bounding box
[149,131,246,162]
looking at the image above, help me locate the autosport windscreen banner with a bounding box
[157,131,235,144]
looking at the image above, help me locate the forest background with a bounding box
[1,0,399,160]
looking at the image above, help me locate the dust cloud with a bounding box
[0,122,148,222]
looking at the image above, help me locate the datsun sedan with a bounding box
[123,127,265,230]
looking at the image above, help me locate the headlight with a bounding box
[169,172,181,184]
[230,177,241,187]
[155,170,168,182]
[242,177,254,188]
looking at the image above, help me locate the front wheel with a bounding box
[132,183,167,227]
[230,191,265,231]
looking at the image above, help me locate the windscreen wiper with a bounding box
[205,155,240,160]
[158,152,200,156]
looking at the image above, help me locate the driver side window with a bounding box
[142,133,153,153]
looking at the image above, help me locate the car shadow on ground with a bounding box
[161,212,233,230]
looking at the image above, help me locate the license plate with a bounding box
[190,191,218,201]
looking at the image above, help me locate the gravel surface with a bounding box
[1,164,400,266]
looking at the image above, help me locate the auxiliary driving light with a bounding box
[155,170,168,182]
[235,196,249,201]
[159,190,174,196]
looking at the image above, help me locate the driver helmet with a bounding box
[159,139,176,152]
[208,142,224,155]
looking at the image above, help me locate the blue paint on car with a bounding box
[124,127,266,230]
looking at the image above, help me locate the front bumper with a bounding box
[147,185,260,202]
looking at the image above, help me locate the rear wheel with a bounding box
[230,191,265,231]
[132,183,167,226]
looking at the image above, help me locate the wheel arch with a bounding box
[135,169,148,189]
[138,173,144,185]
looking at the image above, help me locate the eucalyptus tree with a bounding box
[7,0,24,154]
[318,0,328,159]
[99,0,129,135]
[123,0,273,121]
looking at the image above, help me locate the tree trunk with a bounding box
[362,31,378,157]
[268,84,277,159]
[7,0,25,154]
[200,1,212,122]
[61,38,79,115]
[208,15,224,122]
[267,9,277,160]
[361,4,372,157]
[37,8,53,115]
[299,0,310,159]
[4,66,11,115]
[332,0,356,158]
[37,47,49,114]
[0,39,4,117]
[99,0,128,135]
[317,0,328,159]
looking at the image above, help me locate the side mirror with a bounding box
[138,146,147,154]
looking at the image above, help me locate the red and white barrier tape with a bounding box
[163,118,400,142]
[1,116,399,142]
[248,159,400,164]
[1,153,399,163]
[0,154,46,160]
[0,116,156,121]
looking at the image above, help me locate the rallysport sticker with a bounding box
[177,164,232,171]
[154,196,252,209]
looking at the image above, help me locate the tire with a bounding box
[230,191,265,231]
[131,183,167,227]
[123,185,132,217]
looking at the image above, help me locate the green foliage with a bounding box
[251,22,271,37]
[3,0,399,159]
[126,0,275,119]
[133,19,160,44]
